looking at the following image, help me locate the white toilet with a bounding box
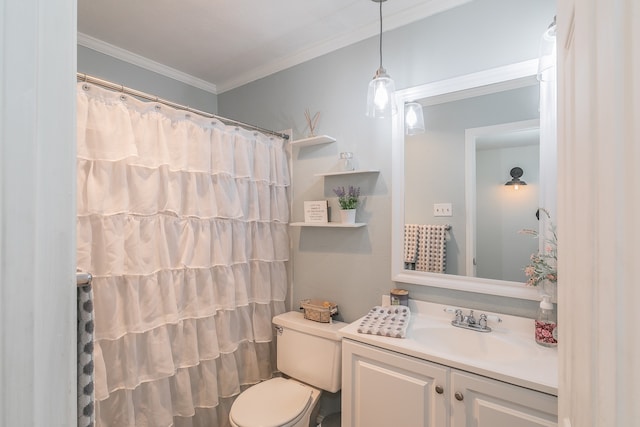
[229,311,345,427]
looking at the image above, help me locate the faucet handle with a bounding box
[478,313,502,329]
[478,313,488,328]
[444,307,465,323]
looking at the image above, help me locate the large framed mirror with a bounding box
[391,60,553,300]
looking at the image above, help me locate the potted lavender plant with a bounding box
[333,186,360,223]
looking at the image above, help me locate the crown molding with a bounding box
[79,0,469,94]
[77,33,218,94]
[217,0,472,92]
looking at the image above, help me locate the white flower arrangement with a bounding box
[520,208,557,287]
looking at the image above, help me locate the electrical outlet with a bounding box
[433,203,452,217]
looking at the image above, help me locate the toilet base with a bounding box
[319,412,341,427]
[307,394,321,427]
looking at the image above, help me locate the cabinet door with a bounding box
[450,370,558,427]
[342,339,448,427]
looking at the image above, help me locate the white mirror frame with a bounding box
[391,59,542,300]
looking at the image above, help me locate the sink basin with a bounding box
[410,326,531,361]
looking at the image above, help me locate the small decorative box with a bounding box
[300,299,338,323]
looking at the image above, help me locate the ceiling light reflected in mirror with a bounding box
[405,102,425,135]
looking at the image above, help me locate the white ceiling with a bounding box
[78,0,469,94]
[477,128,540,151]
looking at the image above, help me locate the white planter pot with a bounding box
[340,209,356,224]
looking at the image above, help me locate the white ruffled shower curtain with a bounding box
[76,82,289,427]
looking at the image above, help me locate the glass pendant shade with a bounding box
[367,67,396,118]
[404,102,425,135]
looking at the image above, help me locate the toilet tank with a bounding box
[273,311,345,393]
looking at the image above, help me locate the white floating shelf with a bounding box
[290,135,336,147]
[290,222,366,228]
[314,169,380,177]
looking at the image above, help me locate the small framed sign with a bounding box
[304,200,328,223]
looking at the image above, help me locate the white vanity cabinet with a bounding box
[450,370,558,427]
[342,339,448,427]
[342,339,558,427]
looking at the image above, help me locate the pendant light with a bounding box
[366,0,396,118]
[404,101,425,135]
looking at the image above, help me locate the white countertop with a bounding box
[339,298,558,396]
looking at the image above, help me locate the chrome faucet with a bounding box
[446,308,501,333]
[465,310,476,326]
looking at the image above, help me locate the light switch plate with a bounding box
[433,203,452,217]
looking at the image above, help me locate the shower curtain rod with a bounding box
[76,73,290,140]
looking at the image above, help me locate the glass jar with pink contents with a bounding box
[535,295,557,347]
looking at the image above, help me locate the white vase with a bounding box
[340,209,356,224]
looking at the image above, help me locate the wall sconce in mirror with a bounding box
[405,102,425,135]
[505,167,527,190]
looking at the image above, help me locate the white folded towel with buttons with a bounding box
[357,306,411,338]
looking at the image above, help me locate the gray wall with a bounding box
[77,45,218,113]
[219,0,556,322]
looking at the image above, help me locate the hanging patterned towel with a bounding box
[416,224,448,273]
[404,224,420,267]
[77,284,95,427]
[357,306,411,338]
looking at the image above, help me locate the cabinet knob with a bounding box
[435,385,444,394]
[455,391,464,401]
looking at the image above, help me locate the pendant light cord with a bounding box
[378,0,383,69]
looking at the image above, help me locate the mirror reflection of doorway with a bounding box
[471,123,540,282]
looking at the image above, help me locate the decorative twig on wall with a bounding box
[304,109,321,137]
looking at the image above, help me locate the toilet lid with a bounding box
[230,378,312,427]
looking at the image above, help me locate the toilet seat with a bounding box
[229,378,313,427]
